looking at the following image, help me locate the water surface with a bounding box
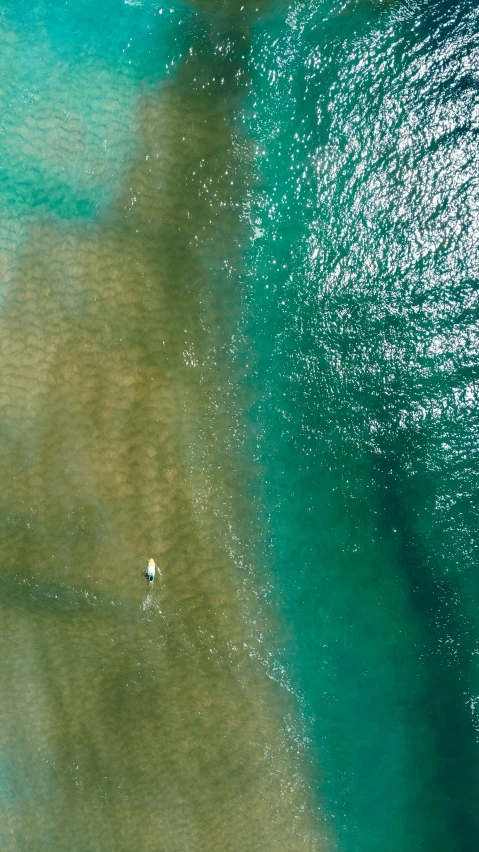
[1,1,478,850]
[243,1,479,849]
[0,2,324,849]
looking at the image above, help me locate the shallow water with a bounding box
[0,2,324,849]
[1,1,478,850]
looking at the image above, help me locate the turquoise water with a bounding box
[0,0,478,849]
[243,1,479,848]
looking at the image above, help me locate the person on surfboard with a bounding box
[145,557,159,584]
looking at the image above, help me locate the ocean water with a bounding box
[243,1,479,849]
[0,1,478,850]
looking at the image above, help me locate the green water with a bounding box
[243,1,479,849]
[0,0,478,850]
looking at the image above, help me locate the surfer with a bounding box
[145,557,158,584]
